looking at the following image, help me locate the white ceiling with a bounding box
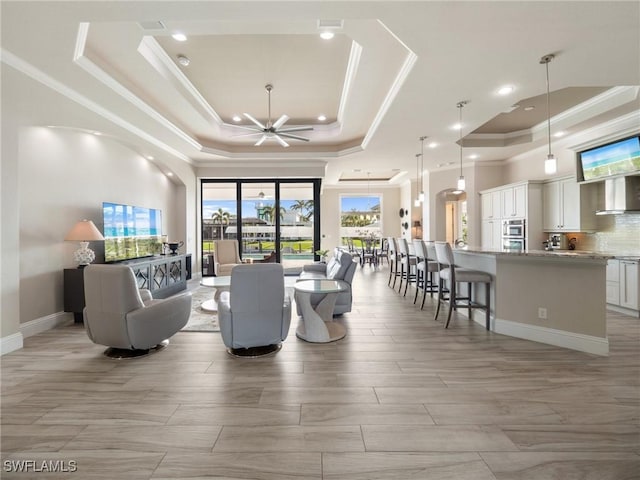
[2,1,639,187]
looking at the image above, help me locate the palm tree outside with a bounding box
[211,208,230,239]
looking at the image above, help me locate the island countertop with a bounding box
[455,246,615,260]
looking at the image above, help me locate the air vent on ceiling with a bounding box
[317,19,344,29]
[138,21,166,31]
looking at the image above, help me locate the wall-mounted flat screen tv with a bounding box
[103,202,163,262]
[578,135,640,182]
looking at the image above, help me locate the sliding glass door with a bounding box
[201,179,320,275]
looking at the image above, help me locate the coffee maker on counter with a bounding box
[548,233,568,250]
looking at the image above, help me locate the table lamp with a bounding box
[65,219,105,267]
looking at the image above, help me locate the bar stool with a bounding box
[434,241,492,330]
[420,240,440,309]
[397,238,416,296]
[387,237,402,288]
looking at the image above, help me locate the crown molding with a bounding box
[1,46,192,164]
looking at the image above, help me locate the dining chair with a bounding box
[433,241,492,329]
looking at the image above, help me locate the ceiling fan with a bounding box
[232,84,313,147]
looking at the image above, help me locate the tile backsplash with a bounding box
[571,213,640,254]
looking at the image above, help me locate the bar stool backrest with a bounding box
[397,238,408,256]
[412,239,426,260]
[434,241,455,268]
[425,241,437,262]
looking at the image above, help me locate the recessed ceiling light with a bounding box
[232,115,242,122]
[146,155,154,160]
[497,85,514,96]
[167,172,174,177]
[524,106,535,111]
[92,131,102,136]
[468,153,478,159]
[172,33,187,42]
[452,123,463,131]
[177,55,190,67]
[317,114,327,121]
[428,142,438,148]
[320,31,334,40]
[554,131,565,138]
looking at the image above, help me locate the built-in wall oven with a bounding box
[502,219,526,252]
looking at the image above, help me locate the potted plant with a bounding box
[315,249,329,263]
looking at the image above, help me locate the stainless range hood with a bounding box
[596,175,640,215]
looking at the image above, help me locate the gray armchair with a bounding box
[218,263,291,356]
[298,248,357,315]
[83,264,192,358]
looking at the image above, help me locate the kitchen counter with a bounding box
[458,246,615,260]
[450,248,609,356]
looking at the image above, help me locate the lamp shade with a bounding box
[64,220,104,241]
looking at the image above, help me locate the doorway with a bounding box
[201,179,321,275]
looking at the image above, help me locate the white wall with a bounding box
[17,128,182,325]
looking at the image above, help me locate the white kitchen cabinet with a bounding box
[606,260,620,305]
[606,259,640,315]
[481,219,502,250]
[620,261,639,310]
[502,184,527,218]
[481,181,544,251]
[543,177,597,232]
[481,191,502,220]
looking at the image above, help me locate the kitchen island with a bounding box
[451,247,612,355]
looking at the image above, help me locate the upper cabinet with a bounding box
[543,177,597,232]
[501,184,527,219]
[481,190,502,220]
[480,181,543,250]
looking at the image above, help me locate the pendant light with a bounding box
[414,153,421,207]
[540,54,557,175]
[456,101,468,192]
[418,136,427,202]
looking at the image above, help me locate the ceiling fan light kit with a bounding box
[233,84,313,148]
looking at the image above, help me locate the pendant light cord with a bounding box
[457,102,465,177]
[545,60,551,157]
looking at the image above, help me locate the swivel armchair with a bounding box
[218,263,292,357]
[83,264,192,358]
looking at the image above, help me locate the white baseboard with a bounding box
[0,332,24,355]
[606,304,640,318]
[20,311,73,339]
[465,310,609,356]
[493,318,609,356]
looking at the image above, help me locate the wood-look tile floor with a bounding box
[2,266,639,479]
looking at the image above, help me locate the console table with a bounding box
[64,253,191,322]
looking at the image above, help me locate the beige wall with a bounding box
[17,128,183,325]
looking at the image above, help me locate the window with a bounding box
[339,194,382,248]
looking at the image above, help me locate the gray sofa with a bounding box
[297,248,357,315]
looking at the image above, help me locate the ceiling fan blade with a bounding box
[272,114,290,130]
[230,131,263,138]
[275,135,290,148]
[255,135,268,146]
[230,124,263,133]
[276,126,314,133]
[243,113,266,130]
[277,132,310,142]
